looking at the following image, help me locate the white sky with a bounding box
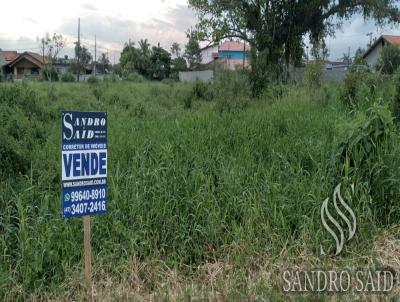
[0,0,194,62]
[0,1,399,62]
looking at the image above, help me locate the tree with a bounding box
[38,33,66,82]
[120,40,152,77]
[184,30,202,70]
[311,38,329,61]
[71,43,92,74]
[149,45,171,80]
[342,53,351,65]
[376,44,400,74]
[97,53,111,74]
[171,42,181,58]
[120,41,140,73]
[354,47,366,64]
[189,0,400,94]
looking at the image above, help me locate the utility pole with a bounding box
[94,35,97,77]
[42,38,45,63]
[76,18,81,82]
[242,40,246,70]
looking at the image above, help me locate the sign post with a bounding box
[61,111,108,296]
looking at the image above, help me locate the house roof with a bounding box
[363,35,400,58]
[2,51,45,67]
[2,51,18,63]
[219,40,250,52]
[200,43,219,51]
[326,60,349,66]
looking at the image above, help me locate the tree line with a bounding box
[189,0,400,95]
[118,31,203,80]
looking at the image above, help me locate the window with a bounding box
[31,68,39,75]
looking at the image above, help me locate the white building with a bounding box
[363,35,400,67]
[200,44,219,65]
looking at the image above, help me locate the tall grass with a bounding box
[0,74,399,300]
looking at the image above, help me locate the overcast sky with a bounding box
[0,1,399,62]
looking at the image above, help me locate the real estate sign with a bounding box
[61,111,108,218]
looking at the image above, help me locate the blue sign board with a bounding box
[61,111,107,218]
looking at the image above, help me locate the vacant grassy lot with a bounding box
[1,72,400,301]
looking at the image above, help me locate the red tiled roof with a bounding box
[363,35,400,58]
[382,35,400,46]
[2,51,18,62]
[219,40,250,52]
[2,51,45,67]
[27,52,45,64]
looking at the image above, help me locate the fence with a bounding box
[290,67,349,84]
[179,70,214,82]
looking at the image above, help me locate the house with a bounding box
[200,43,219,65]
[363,35,400,66]
[201,40,251,70]
[1,51,45,80]
[325,60,351,70]
[54,55,73,75]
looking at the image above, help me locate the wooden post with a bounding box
[83,215,92,298]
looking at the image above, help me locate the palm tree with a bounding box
[171,42,181,58]
[138,39,150,57]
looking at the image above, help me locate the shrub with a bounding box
[336,104,399,224]
[122,70,145,82]
[261,83,288,102]
[161,78,176,86]
[60,72,75,82]
[0,84,48,176]
[392,68,400,122]
[40,65,59,81]
[376,44,400,74]
[192,80,213,101]
[104,74,118,83]
[303,60,324,88]
[87,76,99,85]
[180,90,193,109]
[213,70,251,113]
[340,70,363,109]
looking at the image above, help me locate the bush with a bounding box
[192,80,213,101]
[87,76,99,84]
[122,70,145,82]
[161,78,176,86]
[60,72,75,82]
[213,70,251,113]
[303,60,324,88]
[40,65,59,81]
[336,104,399,224]
[0,84,49,176]
[392,68,400,122]
[340,70,363,109]
[376,44,400,74]
[104,74,118,83]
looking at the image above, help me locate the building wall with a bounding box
[218,50,249,61]
[201,45,219,64]
[0,51,4,80]
[12,58,41,79]
[179,70,213,82]
[365,42,383,67]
